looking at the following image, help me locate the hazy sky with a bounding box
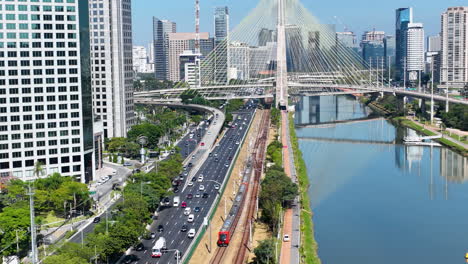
[132,0,467,46]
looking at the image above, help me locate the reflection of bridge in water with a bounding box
[296,117,384,128]
[298,136,396,145]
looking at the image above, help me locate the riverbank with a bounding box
[288,113,321,264]
[392,116,468,157]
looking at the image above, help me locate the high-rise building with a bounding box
[153,18,176,80]
[441,7,468,90]
[258,28,276,46]
[384,35,396,65]
[214,7,229,45]
[229,42,250,80]
[179,50,201,87]
[427,34,441,52]
[362,30,386,42]
[406,23,425,82]
[361,30,386,67]
[249,42,277,77]
[285,24,306,72]
[336,31,358,52]
[167,32,211,82]
[133,46,153,73]
[147,41,155,64]
[0,0,94,182]
[89,0,134,139]
[395,7,413,80]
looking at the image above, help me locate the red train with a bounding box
[217,159,252,247]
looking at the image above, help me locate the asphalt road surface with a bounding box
[127,106,256,264]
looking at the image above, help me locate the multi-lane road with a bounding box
[128,106,256,264]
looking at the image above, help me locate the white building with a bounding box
[179,50,201,87]
[427,34,441,52]
[406,23,425,81]
[133,46,153,73]
[441,7,468,90]
[229,42,250,80]
[89,0,135,139]
[0,0,95,182]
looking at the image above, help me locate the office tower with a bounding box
[133,46,152,73]
[0,0,94,182]
[258,28,276,46]
[441,7,468,90]
[395,7,413,79]
[214,6,229,45]
[167,32,210,82]
[336,31,358,52]
[89,0,134,139]
[384,35,396,65]
[427,34,441,52]
[249,42,277,77]
[153,18,176,80]
[361,30,386,67]
[285,24,305,72]
[406,23,425,82]
[228,42,250,80]
[179,50,202,87]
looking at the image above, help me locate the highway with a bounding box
[127,105,256,264]
[68,117,212,245]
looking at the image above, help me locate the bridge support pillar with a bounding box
[420,99,426,116]
[396,95,407,115]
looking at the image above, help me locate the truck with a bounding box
[173,196,180,207]
[151,237,166,258]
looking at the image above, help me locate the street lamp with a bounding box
[137,135,148,164]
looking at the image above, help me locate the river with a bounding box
[294,95,468,264]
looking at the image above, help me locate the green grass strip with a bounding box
[288,113,321,264]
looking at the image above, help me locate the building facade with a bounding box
[395,7,413,80]
[228,42,250,80]
[258,28,276,46]
[406,23,425,82]
[89,0,134,139]
[427,34,441,52]
[214,6,229,45]
[384,35,396,65]
[440,7,468,90]
[167,32,210,82]
[133,46,153,73]
[336,31,359,53]
[0,0,94,182]
[153,18,176,80]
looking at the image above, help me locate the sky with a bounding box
[132,0,468,46]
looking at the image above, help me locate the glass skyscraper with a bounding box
[214,6,229,45]
[395,7,413,80]
[153,17,176,80]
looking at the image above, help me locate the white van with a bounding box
[188,228,196,238]
[173,196,180,207]
[151,237,166,258]
[184,207,191,215]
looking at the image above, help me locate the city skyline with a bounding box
[132,0,463,45]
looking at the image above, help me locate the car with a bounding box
[214,184,220,190]
[200,142,205,146]
[283,234,290,242]
[150,232,156,239]
[93,217,101,223]
[209,153,213,157]
[191,176,196,182]
[179,176,184,181]
[202,192,209,198]
[163,197,170,205]
[188,162,193,167]
[199,185,205,191]
[135,243,144,251]
[228,156,232,161]
[229,146,232,150]
[181,225,188,232]
[214,153,218,157]
[157,225,164,232]
[195,192,201,198]
[183,171,188,176]
[194,206,201,212]
[188,228,196,238]
[207,131,211,135]
[197,134,201,137]
[214,158,219,162]
[224,163,229,168]
[187,193,193,199]
[181,201,187,208]
[173,187,179,193]
[123,254,139,264]
[123,161,132,167]
[188,181,194,187]
[184,207,191,215]
[236,141,240,145]
[192,155,196,159]
[198,175,204,182]
[110,171,117,175]
[187,214,195,223]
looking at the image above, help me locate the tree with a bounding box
[0,205,31,257]
[34,161,45,178]
[253,239,276,264]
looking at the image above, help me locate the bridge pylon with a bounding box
[275,0,288,110]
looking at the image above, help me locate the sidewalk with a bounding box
[409,117,468,149]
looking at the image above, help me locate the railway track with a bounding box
[233,110,270,264]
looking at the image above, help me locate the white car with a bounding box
[188,228,196,238]
[188,181,194,187]
[214,184,220,190]
[235,141,240,145]
[184,207,191,216]
[197,175,204,182]
[199,185,205,191]
[187,214,194,223]
[283,234,290,242]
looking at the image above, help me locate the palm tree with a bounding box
[33,161,44,178]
